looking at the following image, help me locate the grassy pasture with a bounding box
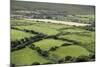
[58,32,95,52]
[76,15,95,18]
[11,18,95,66]
[11,47,51,65]
[31,22,70,30]
[34,39,71,51]
[49,45,90,58]
[11,29,35,41]
[14,25,59,35]
[11,19,36,26]
[60,28,89,33]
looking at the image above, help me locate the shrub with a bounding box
[58,59,64,63]
[49,47,59,51]
[89,53,95,60]
[10,64,15,67]
[32,62,40,65]
[65,56,72,61]
[40,51,49,57]
[62,43,71,46]
[75,55,89,62]
[44,62,53,64]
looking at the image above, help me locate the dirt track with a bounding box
[28,19,90,26]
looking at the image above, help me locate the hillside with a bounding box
[11,1,95,15]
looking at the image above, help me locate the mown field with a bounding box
[11,18,95,66]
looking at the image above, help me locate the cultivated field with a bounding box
[11,19,95,66]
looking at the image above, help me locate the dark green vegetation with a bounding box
[11,1,95,66]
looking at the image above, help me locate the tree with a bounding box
[46,16,52,19]
[44,62,53,64]
[32,62,40,65]
[75,56,89,62]
[89,53,95,60]
[20,39,25,43]
[62,43,72,46]
[49,47,58,51]
[40,51,49,57]
[17,45,25,50]
[65,56,72,61]
[58,59,64,63]
[24,37,29,41]
[10,64,15,67]
[29,44,35,50]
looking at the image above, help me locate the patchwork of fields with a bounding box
[11,19,95,66]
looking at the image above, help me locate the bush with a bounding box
[58,59,64,63]
[65,56,72,61]
[75,55,89,62]
[44,62,53,64]
[62,43,71,46]
[49,47,59,51]
[17,45,25,50]
[29,44,35,50]
[89,53,95,59]
[10,64,15,67]
[20,39,25,43]
[40,51,49,57]
[32,62,40,65]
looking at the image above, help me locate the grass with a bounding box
[11,19,38,26]
[34,39,70,51]
[76,15,95,18]
[11,47,51,65]
[60,28,89,33]
[14,25,59,35]
[49,45,90,58]
[67,15,95,24]
[32,22,69,30]
[58,32,95,52]
[11,29,35,41]
[11,19,95,65]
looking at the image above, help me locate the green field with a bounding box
[11,47,51,65]
[14,24,60,35]
[34,39,70,51]
[11,0,95,65]
[49,45,90,58]
[11,18,95,66]
[58,32,95,52]
[11,29,35,41]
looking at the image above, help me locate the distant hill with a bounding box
[11,1,95,15]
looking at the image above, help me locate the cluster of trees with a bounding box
[11,30,47,52]
[49,46,59,51]
[48,42,72,52]
[11,33,47,52]
[11,27,47,36]
[77,24,95,32]
[11,27,48,51]
[56,54,95,64]
[29,44,49,57]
